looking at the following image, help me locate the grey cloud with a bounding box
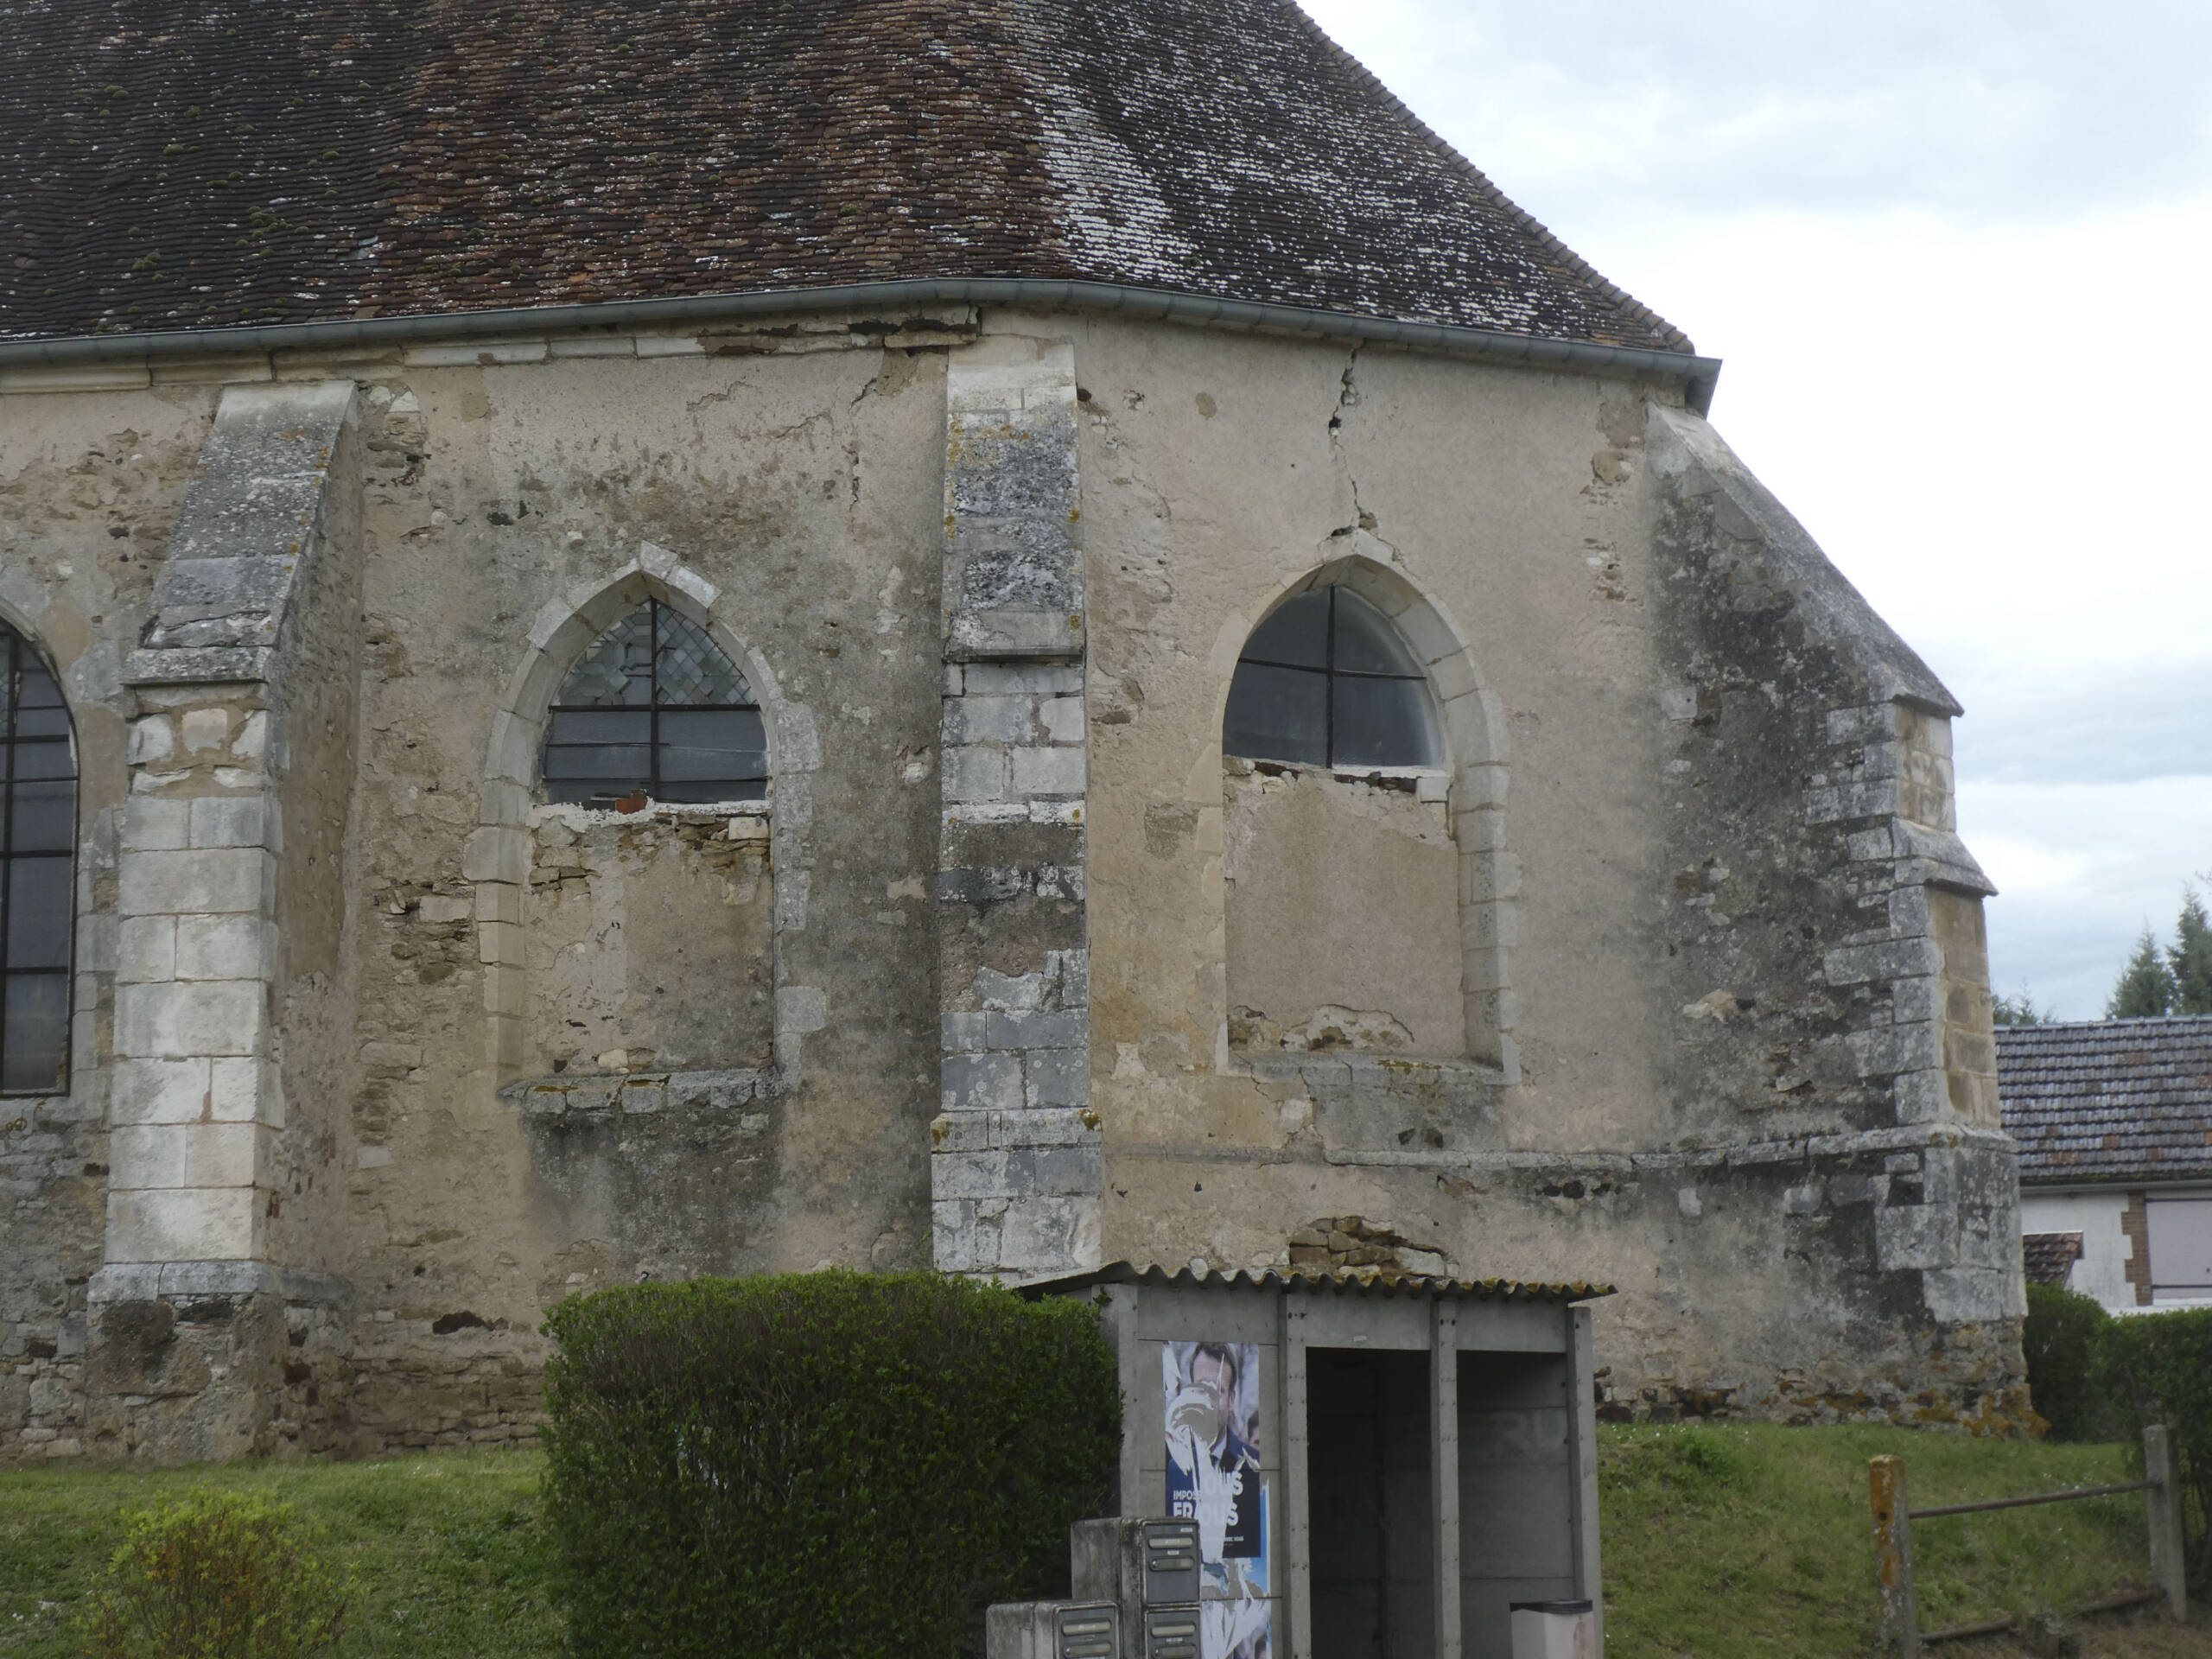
[1311,1,2212,222]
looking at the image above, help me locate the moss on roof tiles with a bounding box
[0,0,1690,352]
[1999,1015,2212,1185]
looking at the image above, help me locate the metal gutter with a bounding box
[0,277,1721,410]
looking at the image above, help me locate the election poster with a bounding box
[1165,1341,1271,1659]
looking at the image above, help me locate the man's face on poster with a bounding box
[1191,1348,1236,1450]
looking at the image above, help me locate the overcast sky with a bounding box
[1299,0,2212,1019]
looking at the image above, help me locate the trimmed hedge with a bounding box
[542,1270,1121,1659]
[2021,1282,2111,1441]
[2093,1305,2212,1586]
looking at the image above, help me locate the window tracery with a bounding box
[541,601,766,804]
[1222,587,1442,770]
[0,622,73,1094]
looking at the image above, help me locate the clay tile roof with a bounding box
[0,0,1691,354]
[1999,1016,2212,1186]
[2021,1231,2083,1287]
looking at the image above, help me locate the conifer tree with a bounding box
[2108,925,2176,1019]
[2168,887,2212,1016]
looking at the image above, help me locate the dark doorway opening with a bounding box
[1306,1346,1433,1658]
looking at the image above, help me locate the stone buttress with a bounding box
[931,339,1103,1278]
[88,382,361,1459]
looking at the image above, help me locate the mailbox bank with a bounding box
[1000,1263,1611,1659]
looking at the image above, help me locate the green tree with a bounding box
[1992,988,2046,1027]
[2109,925,2176,1018]
[2170,887,2212,1016]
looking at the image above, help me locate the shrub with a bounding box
[2022,1282,2110,1440]
[2093,1306,2212,1586]
[79,1491,351,1659]
[542,1269,1122,1659]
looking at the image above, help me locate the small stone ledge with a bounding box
[498,1065,783,1117]
[1309,1121,2013,1177]
[90,1261,352,1306]
[1233,1050,1513,1094]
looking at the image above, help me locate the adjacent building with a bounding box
[2002,1016,2212,1313]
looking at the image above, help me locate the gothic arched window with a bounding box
[1,623,74,1094]
[1223,587,1442,769]
[542,601,767,804]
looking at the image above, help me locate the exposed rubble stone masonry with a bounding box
[931,338,1102,1278]
[0,309,2020,1459]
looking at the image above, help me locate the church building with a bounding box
[0,0,2024,1461]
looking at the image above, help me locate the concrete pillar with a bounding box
[930,337,1102,1278]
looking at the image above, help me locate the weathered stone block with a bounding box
[126,717,175,767]
[944,696,1035,745]
[108,1124,189,1190]
[1025,1046,1089,1108]
[998,1195,1095,1274]
[105,1187,257,1262]
[1014,1147,1100,1198]
[118,918,177,984]
[460,827,529,887]
[1923,1266,2018,1323]
[963,662,1084,696]
[110,1058,213,1126]
[942,1052,1023,1113]
[123,796,191,853]
[1039,695,1085,748]
[188,795,269,850]
[174,914,266,982]
[936,1151,1012,1201]
[1822,938,1934,988]
[941,1012,989,1052]
[118,848,270,917]
[986,1009,1084,1051]
[1875,1201,1958,1272]
[115,980,266,1060]
[944,744,1010,803]
[1010,746,1084,798]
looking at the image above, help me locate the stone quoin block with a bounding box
[114,979,267,1060]
[118,848,271,917]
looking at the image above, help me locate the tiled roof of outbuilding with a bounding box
[1999,1016,2212,1186]
[2021,1231,2083,1286]
[0,0,1692,355]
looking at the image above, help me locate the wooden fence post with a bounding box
[2144,1424,2189,1624]
[1872,1455,1918,1658]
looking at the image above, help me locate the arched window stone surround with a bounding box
[470,543,823,1083]
[1212,541,1517,1082]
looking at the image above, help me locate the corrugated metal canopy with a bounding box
[1017,1260,1613,1303]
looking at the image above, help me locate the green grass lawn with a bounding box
[0,1448,559,1657]
[1,1427,2204,1657]
[1600,1422,2209,1658]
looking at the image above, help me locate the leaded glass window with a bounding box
[0,623,74,1095]
[542,601,767,804]
[1223,587,1442,769]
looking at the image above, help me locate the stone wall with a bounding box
[0,302,2021,1459]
